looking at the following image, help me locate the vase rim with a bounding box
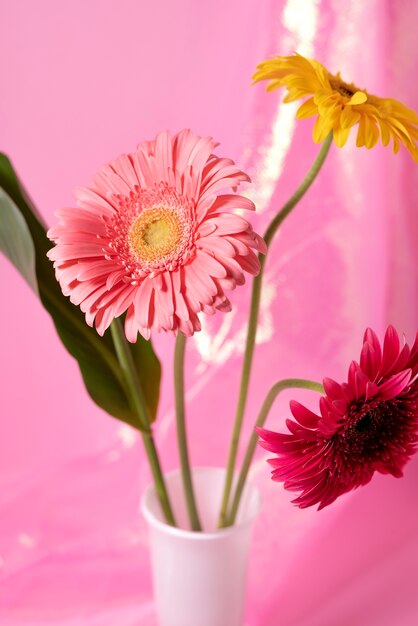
[141,466,261,540]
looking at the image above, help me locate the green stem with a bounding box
[110,319,176,526]
[226,379,324,526]
[262,132,333,249]
[174,333,202,531]
[218,132,333,528]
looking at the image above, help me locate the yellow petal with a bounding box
[364,116,380,149]
[340,106,361,129]
[347,91,368,106]
[296,98,318,119]
[333,126,351,148]
[376,119,391,146]
[327,104,343,125]
[314,93,336,107]
[387,116,412,141]
[253,52,418,160]
[283,91,305,103]
[266,80,282,92]
[386,98,418,124]
[312,115,333,143]
[356,116,367,147]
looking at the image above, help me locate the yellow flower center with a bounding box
[128,207,181,262]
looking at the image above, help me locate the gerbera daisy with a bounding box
[257,326,418,509]
[253,53,418,159]
[47,130,266,341]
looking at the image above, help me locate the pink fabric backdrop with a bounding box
[1,0,417,624]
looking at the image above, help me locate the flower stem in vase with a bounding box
[226,379,324,526]
[111,318,176,526]
[218,132,333,528]
[174,332,202,531]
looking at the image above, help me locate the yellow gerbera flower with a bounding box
[253,53,418,160]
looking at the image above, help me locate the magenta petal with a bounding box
[379,325,401,376]
[262,325,418,510]
[377,369,412,400]
[323,377,346,402]
[407,333,418,373]
[332,399,348,415]
[363,328,382,360]
[392,343,412,374]
[290,400,320,428]
[348,360,361,388]
[256,427,294,445]
[365,381,379,400]
[360,337,381,381]
[354,370,370,399]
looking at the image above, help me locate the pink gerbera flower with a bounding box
[257,326,418,509]
[47,130,266,340]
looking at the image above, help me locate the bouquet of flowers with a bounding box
[1,52,417,625]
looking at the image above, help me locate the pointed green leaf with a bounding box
[0,153,161,427]
[0,187,39,295]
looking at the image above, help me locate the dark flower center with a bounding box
[329,76,356,99]
[345,407,384,451]
[324,384,418,484]
[341,400,404,460]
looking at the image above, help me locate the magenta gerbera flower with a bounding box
[257,326,418,509]
[47,130,266,340]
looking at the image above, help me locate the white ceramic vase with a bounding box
[141,467,261,626]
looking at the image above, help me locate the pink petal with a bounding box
[155,131,173,178]
[69,278,106,307]
[79,284,110,313]
[206,213,251,235]
[134,278,154,329]
[47,129,264,340]
[193,250,227,278]
[124,305,139,343]
[92,163,132,196]
[196,235,236,258]
[73,187,115,217]
[76,261,118,282]
[48,243,105,262]
[209,194,256,213]
[213,295,231,312]
[224,235,252,256]
[235,251,260,275]
[184,263,217,304]
[111,153,140,190]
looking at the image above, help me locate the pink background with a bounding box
[1,0,417,624]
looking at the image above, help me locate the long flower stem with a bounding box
[111,319,176,527]
[174,333,202,531]
[218,133,333,528]
[226,379,324,526]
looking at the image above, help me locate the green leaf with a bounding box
[0,153,161,428]
[0,187,39,295]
